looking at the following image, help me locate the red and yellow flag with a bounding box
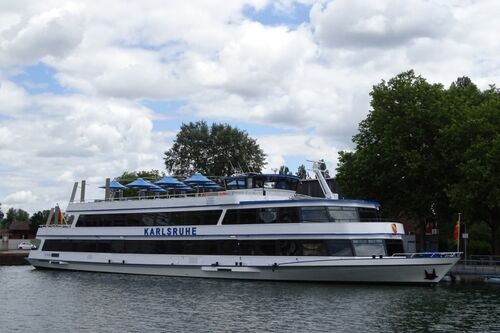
[453,220,460,241]
[56,205,65,224]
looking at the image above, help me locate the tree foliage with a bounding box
[278,165,290,175]
[164,121,266,176]
[296,164,307,179]
[336,70,500,254]
[29,210,50,233]
[317,159,330,178]
[1,207,30,229]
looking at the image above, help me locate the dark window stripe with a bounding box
[42,239,402,257]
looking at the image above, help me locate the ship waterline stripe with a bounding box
[30,258,452,268]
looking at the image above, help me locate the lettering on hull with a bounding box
[144,227,197,237]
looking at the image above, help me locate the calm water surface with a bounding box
[1,266,499,332]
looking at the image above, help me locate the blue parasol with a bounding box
[184,173,222,190]
[126,178,155,189]
[99,179,128,190]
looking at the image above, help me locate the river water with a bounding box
[1,266,499,332]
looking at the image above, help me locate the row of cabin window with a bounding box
[222,206,378,224]
[75,206,380,227]
[42,239,403,257]
[76,210,222,227]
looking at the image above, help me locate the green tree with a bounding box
[443,88,500,254]
[318,159,330,178]
[336,71,500,254]
[29,210,51,233]
[296,164,307,179]
[164,121,266,176]
[336,71,448,249]
[1,207,30,229]
[278,165,290,175]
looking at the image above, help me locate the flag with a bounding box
[453,220,460,241]
[56,205,65,224]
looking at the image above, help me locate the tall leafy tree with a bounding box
[1,207,30,229]
[29,210,51,233]
[278,165,290,175]
[336,71,447,246]
[296,164,307,179]
[164,121,266,176]
[337,71,500,253]
[443,86,500,254]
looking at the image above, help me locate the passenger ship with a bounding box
[27,163,460,284]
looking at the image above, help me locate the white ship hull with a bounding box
[27,254,459,284]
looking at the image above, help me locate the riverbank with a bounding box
[0,250,29,265]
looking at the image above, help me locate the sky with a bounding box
[0,0,499,214]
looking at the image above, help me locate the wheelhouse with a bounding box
[224,173,300,191]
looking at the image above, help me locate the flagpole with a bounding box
[457,213,461,252]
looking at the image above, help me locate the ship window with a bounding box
[154,212,172,226]
[352,239,385,256]
[66,215,75,225]
[76,210,222,227]
[278,240,301,256]
[327,207,358,222]
[385,239,404,255]
[325,240,353,256]
[278,207,300,223]
[301,241,328,256]
[258,240,277,255]
[223,207,301,224]
[97,240,112,252]
[42,239,356,257]
[222,209,239,224]
[358,208,379,221]
[300,207,330,222]
[239,209,258,224]
[259,208,277,223]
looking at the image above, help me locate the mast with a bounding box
[310,161,338,199]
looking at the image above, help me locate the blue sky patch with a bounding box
[11,63,69,95]
[243,2,311,27]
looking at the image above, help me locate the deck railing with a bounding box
[392,252,462,258]
[451,256,500,276]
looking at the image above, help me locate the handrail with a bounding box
[392,252,462,258]
[39,224,72,228]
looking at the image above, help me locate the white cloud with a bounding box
[0,0,499,213]
[0,80,31,115]
[0,4,84,67]
[310,0,453,49]
[259,133,340,172]
[4,190,38,205]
